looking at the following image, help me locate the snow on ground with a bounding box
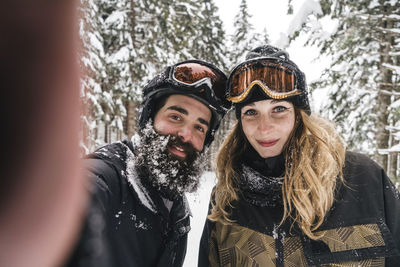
[183,171,217,267]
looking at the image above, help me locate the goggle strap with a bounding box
[227,80,301,103]
[171,74,212,87]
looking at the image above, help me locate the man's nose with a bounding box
[177,125,193,143]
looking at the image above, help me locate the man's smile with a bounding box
[168,144,187,159]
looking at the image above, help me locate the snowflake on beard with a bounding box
[135,122,208,200]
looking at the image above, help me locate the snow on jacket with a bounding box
[67,139,191,267]
[198,151,400,267]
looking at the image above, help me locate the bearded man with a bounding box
[66,60,230,267]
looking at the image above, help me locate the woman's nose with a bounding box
[258,115,273,132]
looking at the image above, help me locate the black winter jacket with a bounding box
[67,140,191,267]
[199,151,400,266]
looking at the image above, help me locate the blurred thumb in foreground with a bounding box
[0,1,88,267]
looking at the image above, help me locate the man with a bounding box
[67,60,230,267]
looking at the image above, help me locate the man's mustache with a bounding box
[167,135,197,155]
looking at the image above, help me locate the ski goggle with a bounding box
[227,58,302,103]
[170,60,227,102]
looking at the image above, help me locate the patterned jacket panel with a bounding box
[209,222,389,267]
[199,152,400,267]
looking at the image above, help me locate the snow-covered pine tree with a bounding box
[140,0,208,65]
[123,0,172,138]
[288,0,400,180]
[228,0,270,69]
[189,0,227,70]
[228,0,255,68]
[139,0,178,64]
[79,0,107,152]
[373,0,400,180]
[98,0,138,144]
[165,0,202,62]
[258,27,271,46]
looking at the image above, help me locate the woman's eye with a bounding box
[243,109,257,116]
[273,106,288,113]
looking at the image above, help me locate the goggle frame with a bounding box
[227,57,304,103]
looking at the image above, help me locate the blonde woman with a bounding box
[199,45,400,266]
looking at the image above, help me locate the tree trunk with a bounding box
[374,5,394,171]
[124,99,138,138]
[104,122,109,144]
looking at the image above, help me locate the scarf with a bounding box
[238,146,285,207]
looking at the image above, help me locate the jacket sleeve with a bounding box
[64,158,119,267]
[173,232,188,267]
[199,218,214,267]
[382,170,400,266]
[84,158,120,212]
[198,200,219,267]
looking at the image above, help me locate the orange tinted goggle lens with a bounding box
[173,63,226,99]
[230,62,296,97]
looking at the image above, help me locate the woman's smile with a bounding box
[257,139,279,147]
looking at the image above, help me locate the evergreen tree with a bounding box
[228,0,270,69]
[123,0,171,137]
[288,0,400,178]
[253,27,270,48]
[190,0,227,71]
[167,0,202,61]
[79,0,107,151]
[99,0,134,143]
[229,0,254,67]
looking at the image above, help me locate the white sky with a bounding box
[214,0,292,41]
[214,0,331,111]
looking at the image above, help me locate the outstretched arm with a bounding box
[0,1,87,267]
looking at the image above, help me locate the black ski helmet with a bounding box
[138,60,231,147]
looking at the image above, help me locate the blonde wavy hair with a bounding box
[208,109,346,240]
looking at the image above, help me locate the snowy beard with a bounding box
[135,123,208,199]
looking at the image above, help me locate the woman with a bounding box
[199,45,400,266]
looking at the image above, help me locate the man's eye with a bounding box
[195,125,205,133]
[170,115,181,121]
[273,106,288,113]
[243,109,257,116]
